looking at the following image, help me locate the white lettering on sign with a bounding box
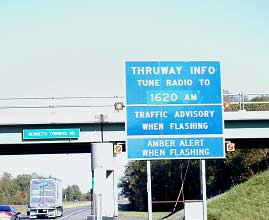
[131,66,182,75]
[142,123,164,130]
[142,149,165,157]
[149,93,179,102]
[174,110,215,118]
[184,93,197,101]
[169,148,210,156]
[29,132,48,136]
[179,139,204,147]
[170,122,209,130]
[137,79,160,87]
[147,139,176,147]
[135,111,168,119]
[190,66,216,75]
[50,131,67,136]
[166,79,193,87]
[199,79,211,86]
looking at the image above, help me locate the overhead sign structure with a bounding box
[23,128,80,140]
[125,61,224,160]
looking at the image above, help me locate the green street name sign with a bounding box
[23,128,80,140]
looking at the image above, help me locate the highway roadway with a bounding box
[19,206,91,220]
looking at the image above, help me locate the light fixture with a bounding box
[114,144,123,154]
[223,102,231,110]
[226,142,235,152]
[114,102,125,111]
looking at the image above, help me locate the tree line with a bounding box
[0,172,89,204]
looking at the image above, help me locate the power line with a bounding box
[0,96,124,101]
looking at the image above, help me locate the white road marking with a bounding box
[58,208,90,220]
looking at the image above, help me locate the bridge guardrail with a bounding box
[0,94,269,112]
[223,93,269,112]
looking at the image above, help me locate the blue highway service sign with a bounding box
[127,105,223,136]
[127,137,224,159]
[125,61,224,160]
[126,61,221,105]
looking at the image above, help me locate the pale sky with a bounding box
[0,154,92,193]
[0,153,128,193]
[0,1,268,96]
[0,1,269,193]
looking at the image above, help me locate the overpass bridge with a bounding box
[0,94,268,154]
[0,109,268,154]
[0,94,268,219]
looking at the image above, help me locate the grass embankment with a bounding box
[208,170,269,220]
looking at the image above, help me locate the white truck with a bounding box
[29,178,63,219]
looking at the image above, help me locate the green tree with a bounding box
[63,185,82,201]
[71,185,82,201]
[80,191,91,201]
[119,161,147,211]
[63,186,73,201]
[14,174,31,204]
[245,95,269,111]
[119,160,202,211]
[0,172,41,204]
[0,172,14,204]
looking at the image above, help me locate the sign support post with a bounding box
[201,159,207,220]
[147,160,153,220]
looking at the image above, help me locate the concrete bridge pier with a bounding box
[91,142,116,220]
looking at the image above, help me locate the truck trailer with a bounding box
[29,178,63,219]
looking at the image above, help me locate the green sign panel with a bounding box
[23,128,80,140]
